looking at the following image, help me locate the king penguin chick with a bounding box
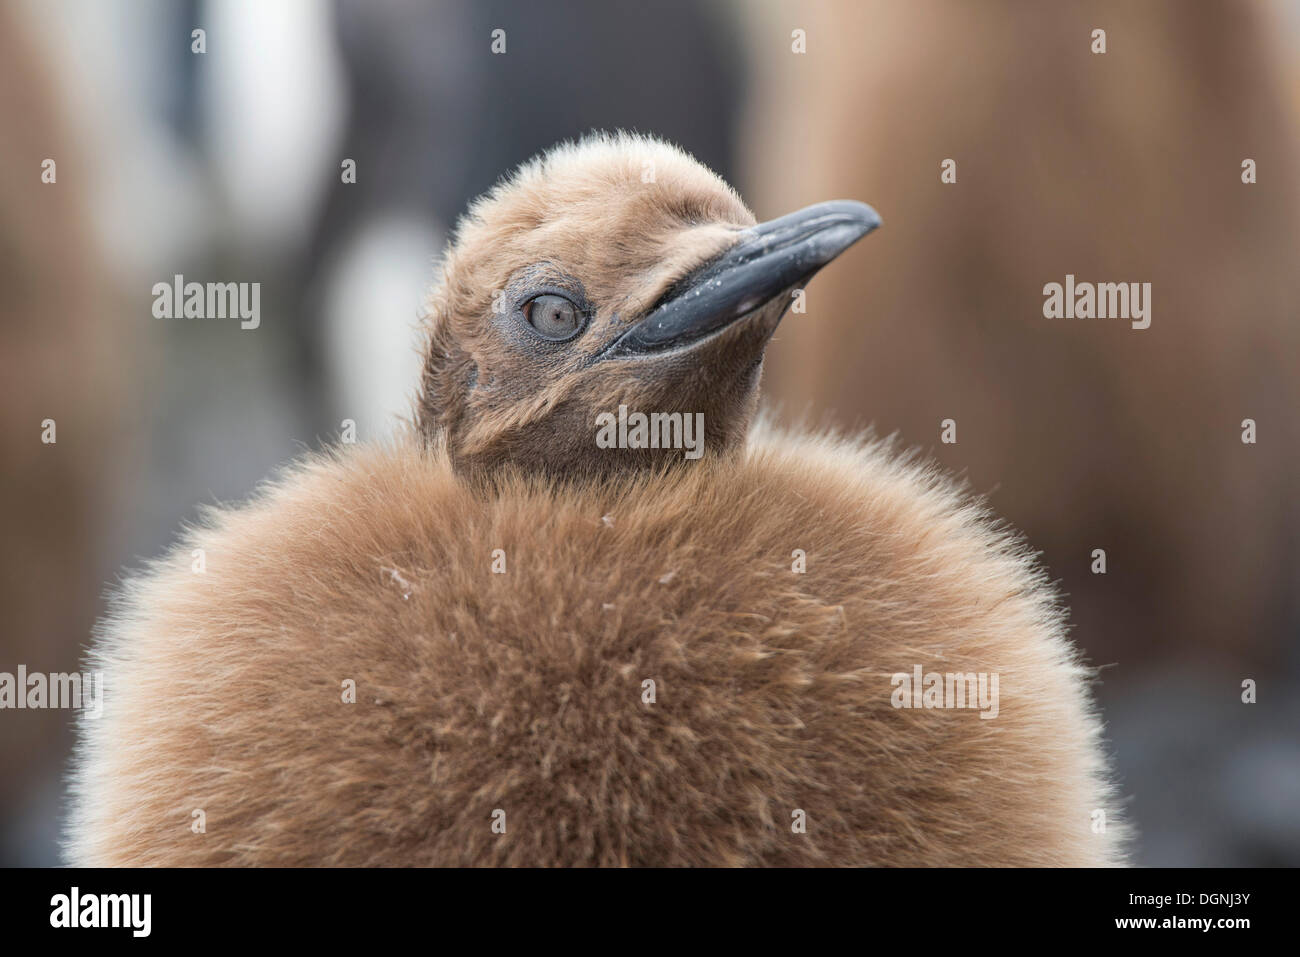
[67,133,1126,867]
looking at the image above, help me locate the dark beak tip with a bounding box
[838,198,882,226]
[799,200,882,268]
[827,199,883,239]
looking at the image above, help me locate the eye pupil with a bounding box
[523,294,583,340]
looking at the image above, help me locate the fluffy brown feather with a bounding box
[67,420,1125,866]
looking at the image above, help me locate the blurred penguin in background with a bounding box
[0,3,129,865]
[743,0,1300,671]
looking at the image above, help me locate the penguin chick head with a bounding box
[418,132,879,478]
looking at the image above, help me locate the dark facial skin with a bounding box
[456,280,779,479]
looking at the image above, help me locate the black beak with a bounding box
[603,200,881,358]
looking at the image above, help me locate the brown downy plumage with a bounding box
[67,133,1126,866]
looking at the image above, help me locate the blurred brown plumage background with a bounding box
[2,0,1297,865]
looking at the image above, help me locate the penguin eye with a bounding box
[522,293,584,341]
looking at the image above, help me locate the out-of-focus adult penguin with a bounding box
[67,134,1127,867]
